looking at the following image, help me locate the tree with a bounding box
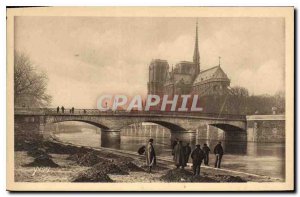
[14,51,52,107]
[273,90,285,114]
[227,86,249,114]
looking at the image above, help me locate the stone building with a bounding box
[147,22,230,97]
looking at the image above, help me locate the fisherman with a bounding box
[56,106,59,113]
[202,143,211,166]
[145,139,156,173]
[191,144,204,176]
[173,140,185,169]
[214,141,224,168]
[138,145,146,155]
[184,143,192,166]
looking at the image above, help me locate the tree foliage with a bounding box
[226,87,285,115]
[227,86,249,114]
[199,86,285,115]
[14,51,52,107]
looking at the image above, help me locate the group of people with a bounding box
[56,106,75,114]
[143,138,224,176]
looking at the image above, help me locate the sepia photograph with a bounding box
[6,7,294,191]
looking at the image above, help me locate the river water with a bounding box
[55,129,285,180]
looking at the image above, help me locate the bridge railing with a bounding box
[14,107,48,115]
[14,107,246,120]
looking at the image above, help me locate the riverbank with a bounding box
[14,138,283,183]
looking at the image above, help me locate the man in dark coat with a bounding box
[145,139,156,173]
[183,143,192,166]
[202,143,210,166]
[191,144,204,176]
[171,138,179,155]
[61,106,65,113]
[214,142,224,168]
[173,141,185,169]
[56,106,59,113]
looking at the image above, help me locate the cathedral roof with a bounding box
[193,65,230,85]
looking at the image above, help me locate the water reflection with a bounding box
[101,138,121,149]
[119,136,248,156]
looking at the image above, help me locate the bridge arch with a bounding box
[51,119,110,130]
[209,123,247,142]
[120,120,186,132]
[145,121,186,132]
[209,123,245,132]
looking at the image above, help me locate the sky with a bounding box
[14,17,285,108]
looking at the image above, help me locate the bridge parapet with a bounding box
[14,108,246,121]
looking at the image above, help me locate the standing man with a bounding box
[72,107,75,114]
[61,106,65,113]
[56,106,59,113]
[202,143,210,166]
[184,143,192,167]
[145,138,156,173]
[171,138,179,155]
[191,144,204,176]
[214,142,224,168]
[173,141,185,169]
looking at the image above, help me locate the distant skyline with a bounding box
[15,17,285,108]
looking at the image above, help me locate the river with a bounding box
[55,129,285,180]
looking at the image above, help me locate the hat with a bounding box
[196,144,200,147]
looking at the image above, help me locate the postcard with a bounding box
[6,6,294,191]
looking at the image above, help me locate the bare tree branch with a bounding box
[14,51,52,107]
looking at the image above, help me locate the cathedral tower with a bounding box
[193,21,200,75]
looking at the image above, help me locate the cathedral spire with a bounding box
[193,20,200,74]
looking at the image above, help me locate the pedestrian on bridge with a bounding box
[214,142,224,168]
[191,144,204,176]
[72,107,75,114]
[145,138,156,173]
[173,141,185,169]
[202,143,210,166]
[56,106,59,113]
[61,106,65,113]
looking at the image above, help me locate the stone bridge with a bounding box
[14,108,247,146]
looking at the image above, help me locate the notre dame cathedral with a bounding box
[147,22,230,98]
